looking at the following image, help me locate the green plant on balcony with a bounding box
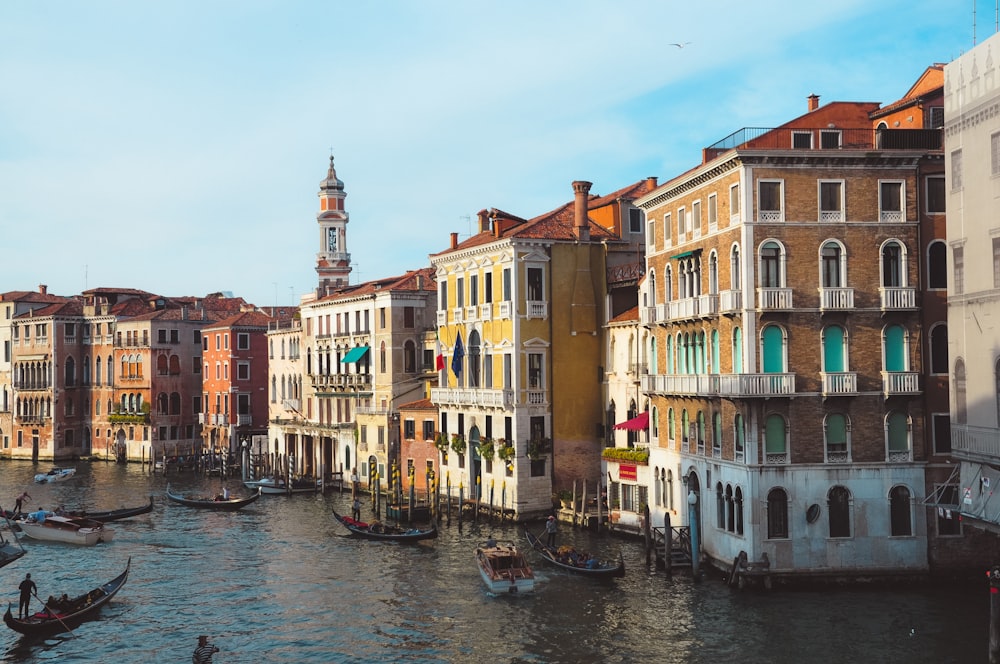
[497,439,515,463]
[601,446,650,464]
[527,437,550,460]
[434,433,449,453]
[450,433,467,455]
[478,437,495,461]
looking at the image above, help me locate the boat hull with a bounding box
[34,468,76,484]
[244,478,320,494]
[524,530,625,578]
[476,544,535,593]
[331,509,438,542]
[166,485,261,510]
[18,516,114,546]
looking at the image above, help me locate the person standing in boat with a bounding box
[193,635,219,663]
[18,573,37,619]
[352,497,362,521]
[545,515,558,547]
[13,491,30,516]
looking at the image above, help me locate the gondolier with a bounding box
[193,635,219,663]
[545,516,558,547]
[17,573,36,619]
[13,491,30,516]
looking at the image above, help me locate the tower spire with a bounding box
[315,155,351,297]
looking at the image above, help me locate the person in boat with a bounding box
[545,515,558,547]
[18,573,37,619]
[486,535,497,548]
[193,635,220,663]
[351,497,362,521]
[29,508,47,524]
[370,521,383,534]
[14,491,30,516]
[54,504,67,516]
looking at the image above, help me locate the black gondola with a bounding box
[165,485,261,511]
[62,496,155,523]
[3,558,130,637]
[525,530,625,578]
[332,508,438,542]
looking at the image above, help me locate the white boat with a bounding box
[243,477,320,495]
[18,514,115,546]
[476,541,535,594]
[34,467,76,484]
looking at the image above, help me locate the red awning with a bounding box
[613,411,649,431]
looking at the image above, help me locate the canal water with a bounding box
[0,461,989,663]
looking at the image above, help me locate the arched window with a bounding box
[886,411,911,461]
[732,327,743,373]
[929,324,948,375]
[82,356,91,385]
[825,413,850,462]
[883,324,907,372]
[716,482,725,529]
[767,488,788,539]
[403,340,416,374]
[169,355,180,375]
[157,355,168,375]
[822,325,847,373]
[379,341,387,374]
[667,408,675,444]
[651,406,659,439]
[765,413,787,463]
[64,357,76,387]
[665,265,673,302]
[709,251,719,294]
[734,413,745,461]
[881,240,906,288]
[761,325,786,373]
[828,486,852,538]
[468,330,481,387]
[928,240,947,289]
[726,485,735,532]
[712,411,722,457]
[889,485,912,536]
[711,330,720,373]
[735,487,744,535]
[820,240,846,287]
[95,357,102,386]
[666,335,674,374]
[730,244,741,290]
[759,241,783,288]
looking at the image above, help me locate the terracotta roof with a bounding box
[398,397,436,411]
[0,290,70,304]
[609,306,639,324]
[316,266,436,303]
[203,310,277,330]
[12,300,83,318]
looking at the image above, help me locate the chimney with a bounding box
[572,181,592,242]
[450,232,459,250]
[645,177,658,192]
[477,209,490,233]
[807,94,820,112]
[416,274,423,290]
[38,284,47,295]
[181,305,188,321]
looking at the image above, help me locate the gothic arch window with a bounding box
[767,487,788,539]
[83,356,91,385]
[716,482,725,529]
[734,413,745,461]
[889,485,913,536]
[828,485,852,538]
[648,269,657,306]
[928,240,947,289]
[730,243,741,290]
[735,487,744,535]
[95,357,102,386]
[709,250,719,294]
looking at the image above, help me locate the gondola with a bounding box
[62,496,154,523]
[3,557,130,637]
[165,485,261,511]
[525,530,625,578]
[331,508,438,542]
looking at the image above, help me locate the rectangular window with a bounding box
[819,181,844,222]
[484,273,493,303]
[379,308,386,329]
[470,274,479,307]
[64,322,76,338]
[879,181,903,222]
[528,353,543,389]
[648,218,657,250]
[729,183,740,218]
[993,132,1000,176]
[931,413,952,455]
[502,268,511,301]
[994,238,1000,289]
[792,131,812,148]
[171,329,180,344]
[215,334,221,350]
[238,393,250,415]
[193,356,201,374]
[440,281,448,309]
[159,329,167,343]
[953,246,964,295]
[820,130,841,149]
[237,333,250,350]
[404,419,415,440]
[927,106,944,128]
[691,201,701,234]
[758,181,782,221]
[422,420,435,442]
[456,278,464,308]
[237,362,250,381]
[951,149,963,190]
[677,207,686,237]
[707,193,717,227]
[926,176,945,213]
[527,268,543,301]
[628,208,643,234]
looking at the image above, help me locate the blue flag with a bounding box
[451,332,465,379]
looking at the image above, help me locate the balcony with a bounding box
[758,287,793,310]
[668,297,699,321]
[639,306,660,326]
[820,287,854,311]
[465,306,478,321]
[821,372,858,395]
[497,301,512,319]
[642,372,795,398]
[880,287,916,310]
[478,303,492,321]
[719,290,742,313]
[527,301,547,319]
[952,424,1000,462]
[452,307,464,323]
[430,387,514,409]
[437,310,447,326]
[237,414,252,426]
[882,371,920,396]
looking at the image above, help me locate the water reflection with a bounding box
[0,461,989,663]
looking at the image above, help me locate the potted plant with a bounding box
[450,433,467,455]
[528,437,550,460]
[497,440,515,463]
[434,433,449,453]
[478,438,496,461]
[556,489,574,509]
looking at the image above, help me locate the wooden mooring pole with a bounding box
[990,566,1000,663]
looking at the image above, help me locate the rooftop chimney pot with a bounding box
[808,94,820,112]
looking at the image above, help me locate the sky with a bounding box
[0,1,983,308]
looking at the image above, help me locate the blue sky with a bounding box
[0,1,980,307]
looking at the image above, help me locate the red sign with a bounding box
[619,464,637,481]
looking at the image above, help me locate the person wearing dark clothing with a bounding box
[14,491,30,516]
[352,497,362,521]
[545,515,558,547]
[18,573,36,619]
[193,635,219,663]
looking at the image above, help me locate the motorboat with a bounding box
[17,513,114,546]
[475,541,535,594]
[34,467,76,484]
[243,476,320,495]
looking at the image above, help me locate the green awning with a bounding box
[341,346,370,363]
[670,249,702,260]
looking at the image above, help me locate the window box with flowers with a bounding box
[478,438,496,461]
[528,437,551,460]
[450,433,467,455]
[434,433,449,454]
[601,447,650,464]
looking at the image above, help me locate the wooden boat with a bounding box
[34,467,76,484]
[331,509,438,542]
[243,476,320,495]
[165,485,261,510]
[3,558,130,637]
[18,514,115,546]
[0,514,26,569]
[476,541,535,593]
[62,496,154,523]
[525,530,625,578]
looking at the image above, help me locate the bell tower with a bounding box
[316,155,352,296]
